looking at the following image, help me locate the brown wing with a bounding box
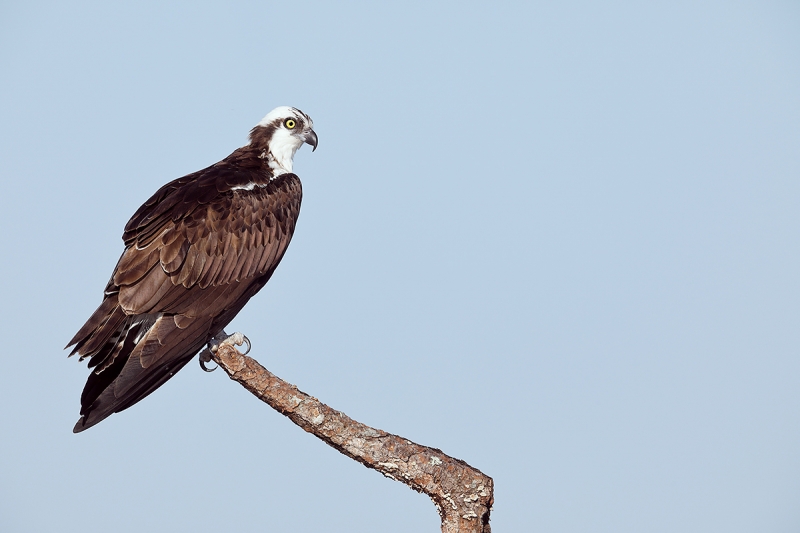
[114,177,300,315]
[67,165,302,432]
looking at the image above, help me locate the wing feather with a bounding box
[162,240,189,274]
[68,167,303,432]
[77,305,128,359]
[176,246,199,286]
[229,246,253,283]
[159,231,186,267]
[67,296,119,352]
[186,249,208,287]
[198,253,224,289]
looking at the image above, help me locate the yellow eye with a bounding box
[284,118,296,129]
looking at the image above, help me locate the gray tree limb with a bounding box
[204,342,494,533]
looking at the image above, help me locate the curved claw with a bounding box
[241,335,251,355]
[199,350,217,372]
[200,358,217,372]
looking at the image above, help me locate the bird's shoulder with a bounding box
[108,152,303,300]
[122,149,302,248]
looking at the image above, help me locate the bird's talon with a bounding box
[199,349,217,372]
[207,331,251,355]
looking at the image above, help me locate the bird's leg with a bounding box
[200,330,252,371]
[210,330,251,355]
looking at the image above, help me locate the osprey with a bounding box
[66,106,317,433]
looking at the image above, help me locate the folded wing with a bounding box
[67,164,302,432]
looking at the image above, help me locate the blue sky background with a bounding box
[1,1,799,531]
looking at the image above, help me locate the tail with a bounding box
[67,296,211,432]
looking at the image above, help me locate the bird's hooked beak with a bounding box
[302,129,318,152]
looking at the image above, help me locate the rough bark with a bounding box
[205,342,494,533]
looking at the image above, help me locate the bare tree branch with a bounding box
[205,342,494,533]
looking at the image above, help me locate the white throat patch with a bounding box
[265,130,301,174]
[255,106,314,175]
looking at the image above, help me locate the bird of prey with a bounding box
[66,106,317,433]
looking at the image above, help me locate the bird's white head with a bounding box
[252,106,317,175]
